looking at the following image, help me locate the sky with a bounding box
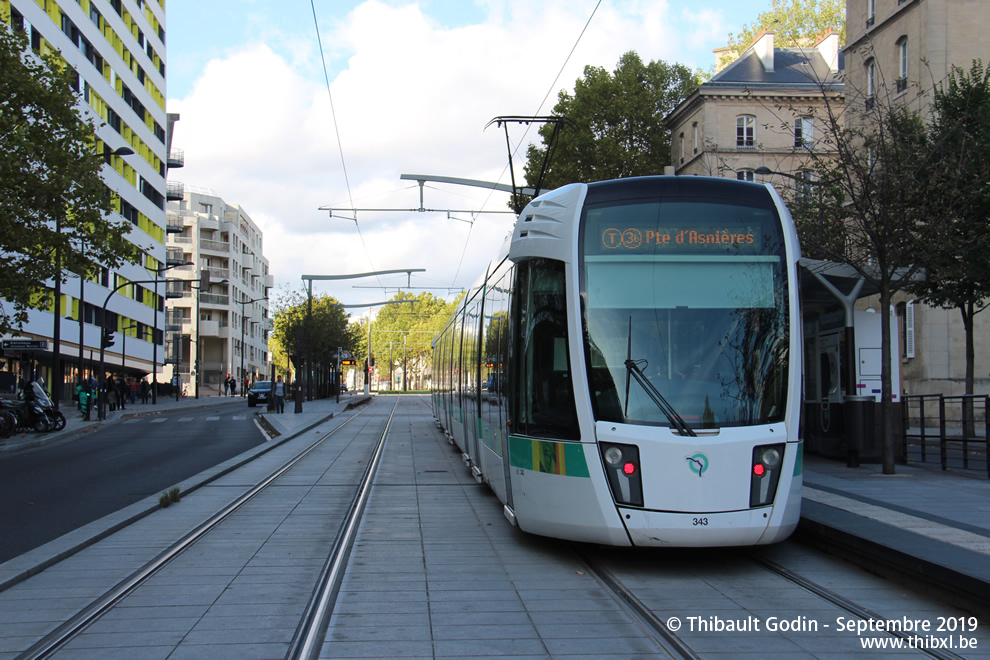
[165,0,772,315]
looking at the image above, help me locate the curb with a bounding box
[798,500,990,611]
[0,403,349,592]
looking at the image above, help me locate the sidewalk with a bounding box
[0,391,374,591]
[0,390,245,454]
[801,453,990,609]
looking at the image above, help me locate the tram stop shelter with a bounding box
[798,258,922,463]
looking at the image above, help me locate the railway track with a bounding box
[578,547,970,660]
[15,398,396,660]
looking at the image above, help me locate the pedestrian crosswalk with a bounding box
[121,413,260,425]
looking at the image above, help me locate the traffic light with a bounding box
[101,326,115,348]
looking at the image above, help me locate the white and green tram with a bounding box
[432,176,803,546]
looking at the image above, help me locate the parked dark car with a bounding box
[247,380,272,407]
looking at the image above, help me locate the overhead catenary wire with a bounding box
[451,0,602,289]
[310,0,384,291]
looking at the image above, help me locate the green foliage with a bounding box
[269,287,351,373]
[0,25,140,333]
[369,291,456,381]
[522,51,701,194]
[907,61,990,394]
[159,487,181,508]
[720,0,846,68]
[910,61,990,313]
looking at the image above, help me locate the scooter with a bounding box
[31,382,66,431]
[0,386,50,433]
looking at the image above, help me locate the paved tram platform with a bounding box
[0,393,988,653]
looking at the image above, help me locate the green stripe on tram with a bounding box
[793,441,804,476]
[509,436,590,478]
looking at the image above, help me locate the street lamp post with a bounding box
[97,275,180,420]
[238,294,268,397]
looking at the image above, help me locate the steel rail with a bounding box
[17,403,376,660]
[577,549,700,660]
[752,555,966,660]
[286,398,398,659]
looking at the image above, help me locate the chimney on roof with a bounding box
[816,30,840,72]
[753,30,775,73]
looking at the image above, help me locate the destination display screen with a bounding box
[599,226,759,251]
[583,200,778,256]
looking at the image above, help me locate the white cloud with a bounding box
[168,0,727,308]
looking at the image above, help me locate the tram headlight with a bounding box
[600,442,643,507]
[604,446,624,466]
[750,443,785,508]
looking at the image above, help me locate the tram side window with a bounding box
[510,259,580,440]
[462,298,481,411]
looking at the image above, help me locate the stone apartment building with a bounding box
[844,0,990,396]
[666,30,843,186]
[667,0,990,398]
[163,190,273,396]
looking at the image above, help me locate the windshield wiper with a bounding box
[624,358,697,437]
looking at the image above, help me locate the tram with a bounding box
[432,176,803,546]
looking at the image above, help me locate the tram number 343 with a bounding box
[692,518,709,526]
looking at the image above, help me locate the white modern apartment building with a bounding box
[163,189,273,396]
[1,0,172,401]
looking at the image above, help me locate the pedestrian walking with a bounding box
[116,378,127,410]
[230,377,237,397]
[223,375,230,397]
[273,376,285,414]
[129,378,138,405]
[140,379,149,404]
[75,378,91,421]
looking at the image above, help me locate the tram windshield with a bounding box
[580,195,789,429]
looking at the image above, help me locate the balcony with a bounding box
[165,247,185,266]
[165,312,185,331]
[167,149,184,169]
[200,238,230,253]
[166,213,184,233]
[200,293,230,306]
[166,180,184,201]
[198,320,229,338]
[202,266,229,281]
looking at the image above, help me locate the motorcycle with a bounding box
[31,382,66,431]
[0,382,59,433]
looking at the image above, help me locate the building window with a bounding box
[896,37,908,92]
[867,0,876,26]
[692,122,699,154]
[736,115,755,147]
[794,117,813,148]
[796,170,815,200]
[736,169,754,182]
[865,59,876,109]
[679,132,685,163]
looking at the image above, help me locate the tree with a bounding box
[908,61,990,398]
[521,51,701,195]
[719,0,846,69]
[368,291,455,390]
[768,58,980,474]
[269,287,352,388]
[0,25,139,333]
